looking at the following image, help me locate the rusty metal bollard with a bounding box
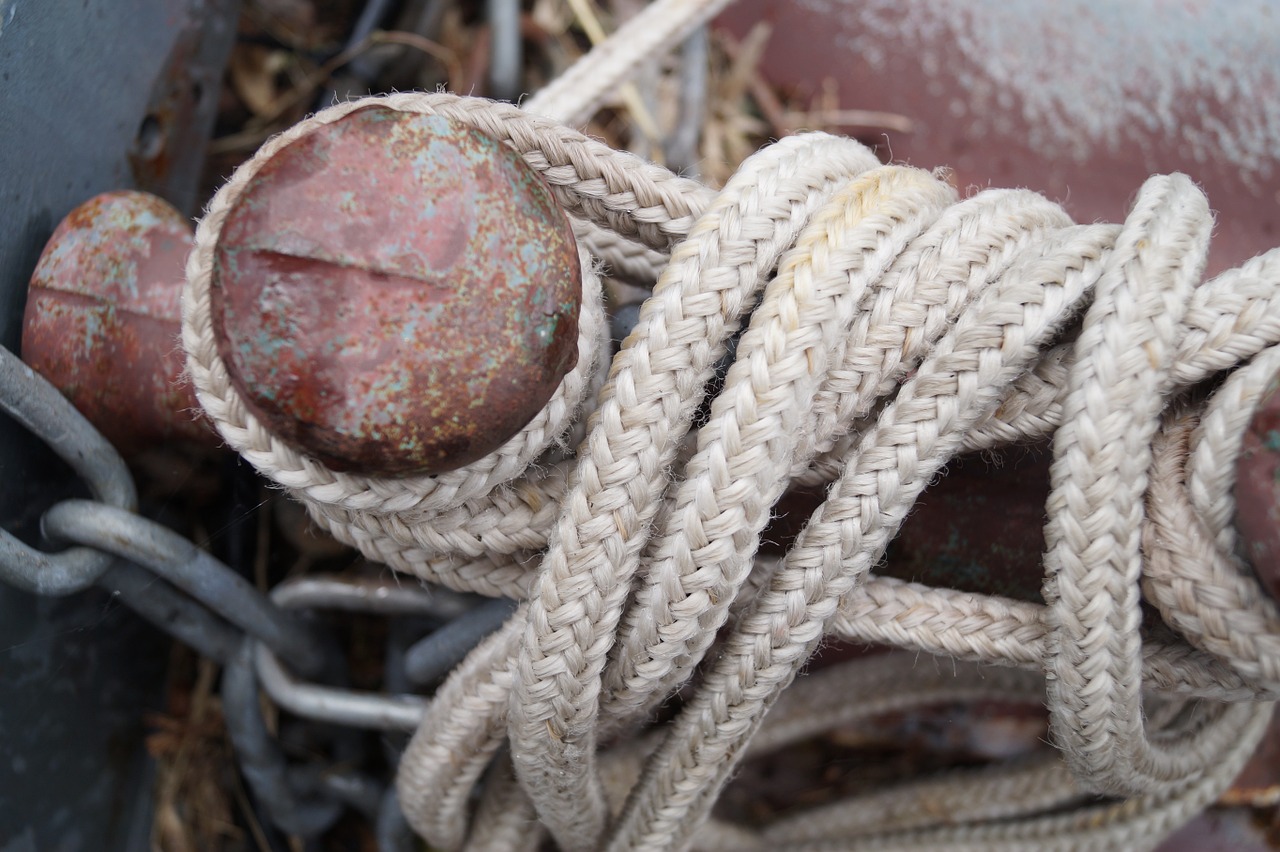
[21,191,214,453]
[210,105,582,476]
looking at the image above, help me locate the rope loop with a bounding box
[183,92,1280,851]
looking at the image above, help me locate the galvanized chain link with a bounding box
[0,343,513,845]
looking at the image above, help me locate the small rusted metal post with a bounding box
[21,191,213,453]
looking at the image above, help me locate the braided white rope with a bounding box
[509,133,889,849]
[772,703,1270,852]
[1040,175,1251,797]
[183,91,1280,851]
[1142,349,1280,692]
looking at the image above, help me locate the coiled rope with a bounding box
[182,7,1280,848]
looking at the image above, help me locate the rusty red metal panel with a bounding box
[1237,369,1280,603]
[1156,806,1279,852]
[212,106,581,475]
[1226,706,1280,812]
[717,0,1280,276]
[21,191,213,453]
[881,449,1051,602]
[762,448,1050,601]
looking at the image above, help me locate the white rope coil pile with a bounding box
[181,8,1280,846]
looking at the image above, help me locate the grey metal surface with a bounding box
[0,0,237,364]
[0,0,238,847]
[0,591,171,851]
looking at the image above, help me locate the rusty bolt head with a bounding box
[21,191,213,453]
[211,105,581,476]
[1235,368,1280,602]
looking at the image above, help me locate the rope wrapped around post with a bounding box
[183,91,1280,851]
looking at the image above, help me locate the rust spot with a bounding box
[211,106,581,476]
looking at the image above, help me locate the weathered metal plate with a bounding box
[0,2,238,847]
[1237,369,1280,603]
[1155,805,1279,852]
[716,0,1280,276]
[1225,706,1280,812]
[212,105,581,475]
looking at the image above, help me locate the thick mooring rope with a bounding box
[184,88,1280,852]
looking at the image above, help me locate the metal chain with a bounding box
[0,347,135,595]
[0,343,513,847]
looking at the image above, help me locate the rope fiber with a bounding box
[182,13,1280,848]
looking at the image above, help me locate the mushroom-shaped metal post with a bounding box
[21,191,213,453]
[211,106,582,476]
